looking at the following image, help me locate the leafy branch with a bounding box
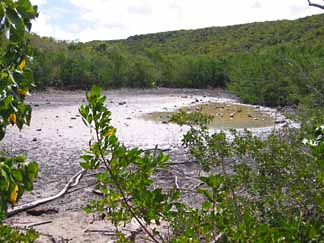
[80,86,182,242]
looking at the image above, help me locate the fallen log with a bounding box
[7,169,86,217]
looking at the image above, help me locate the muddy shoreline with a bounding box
[2,88,293,242]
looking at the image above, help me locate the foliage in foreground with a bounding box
[0,0,39,241]
[81,87,324,242]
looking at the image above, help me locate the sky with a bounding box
[30,0,323,42]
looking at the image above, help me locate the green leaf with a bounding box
[17,0,36,18]
[26,161,38,180]
[12,170,23,182]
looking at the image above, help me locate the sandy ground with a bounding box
[1,88,290,242]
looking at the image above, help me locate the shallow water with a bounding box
[3,88,282,154]
[145,102,274,129]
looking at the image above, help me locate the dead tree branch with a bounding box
[7,169,86,217]
[308,0,324,9]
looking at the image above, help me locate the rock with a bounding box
[34,104,40,107]
[56,115,59,118]
[70,117,77,120]
[36,128,42,132]
[27,207,58,216]
[118,101,126,105]
[254,118,259,120]
[162,121,168,124]
[195,98,199,102]
[275,120,285,124]
[248,113,253,118]
[282,123,289,128]
[229,112,236,118]
[32,137,37,142]
[126,117,132,120]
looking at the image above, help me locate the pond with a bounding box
[144,102,274,129]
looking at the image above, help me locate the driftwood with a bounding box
[7,169,86,217]
[26,220,53,228]
[85,228,143,241]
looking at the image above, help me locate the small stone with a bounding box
[118,101,126,105]
[248,113,253,118]
[32,137,37,142]
[27,208,59,216]
[69,126,73,128]
[162,121,168,124]
[254,118,258,120]
[36,128,42,132]
[282,123,289,128]
[71,117,77,120]
[275,120,285,124]
[126,117,132,120]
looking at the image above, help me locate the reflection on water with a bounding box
[144,102,274,129]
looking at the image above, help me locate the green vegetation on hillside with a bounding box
[30,14,324,107]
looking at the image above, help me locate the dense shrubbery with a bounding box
[80,87,324,242]
[29,14,324,107]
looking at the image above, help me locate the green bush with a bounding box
[80,86,324,242]
[0,1,39,242]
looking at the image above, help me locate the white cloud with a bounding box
[128,1,152,15]
[252,1,262,9]
[31,0,324,41]
[31,0,46,5]
[31,12,76,40]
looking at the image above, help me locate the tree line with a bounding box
[29,13,324,107]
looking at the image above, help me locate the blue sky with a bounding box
[31,0,323,42]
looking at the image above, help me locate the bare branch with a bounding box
[308,0,324,9]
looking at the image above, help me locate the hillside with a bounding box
[84,14,324,56]
[30,14,324,106]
